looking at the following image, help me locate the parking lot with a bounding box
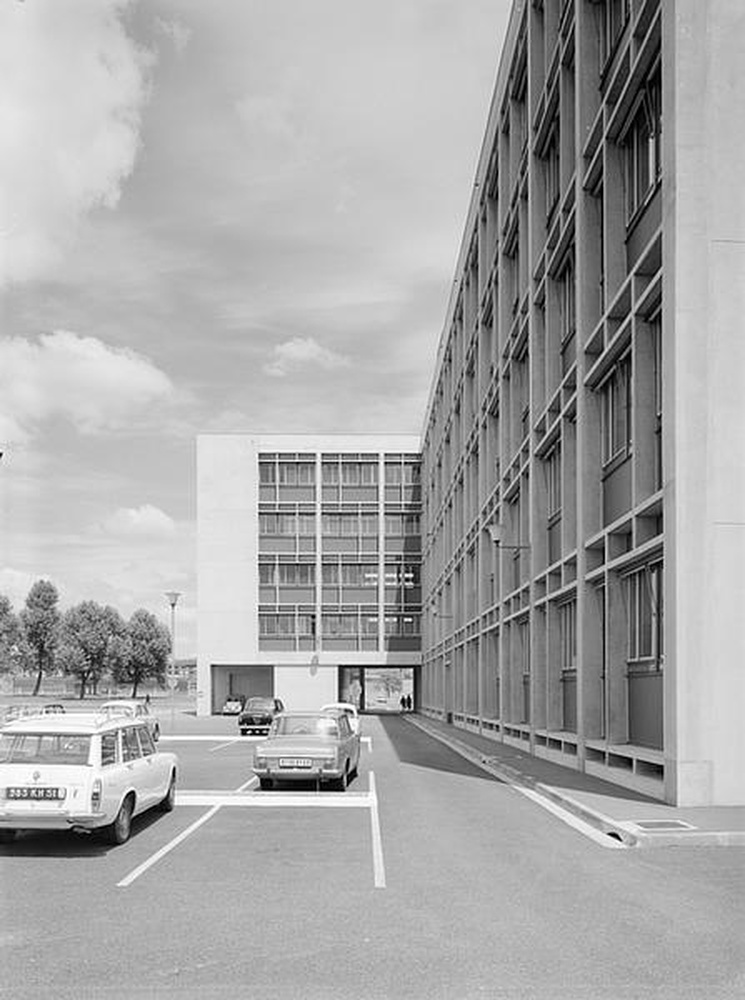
[2,710,743,1000]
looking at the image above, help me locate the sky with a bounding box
[0,0,512,658]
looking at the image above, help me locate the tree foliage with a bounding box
[57,602,126,699]
[0,595,25,675]
[20,580,61,696]
[112,609,171,698]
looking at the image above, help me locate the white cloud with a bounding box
[0,331,174,444]
[0,0,152,285]
[96,503,177,539]
[264,337,350,378]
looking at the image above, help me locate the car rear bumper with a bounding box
[0,809,110,831]
[253,764,342,781]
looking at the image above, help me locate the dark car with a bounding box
[238,697,285,736]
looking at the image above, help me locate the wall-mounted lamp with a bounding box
[485,522,531,551]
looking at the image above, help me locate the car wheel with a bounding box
[107,794,134,845]
[153,724,160,741]
[259,777,273,791]
[0,829,17,844]
[160,772,176,812]
[333,765,348,792]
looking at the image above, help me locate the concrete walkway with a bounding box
[405,714,745,848]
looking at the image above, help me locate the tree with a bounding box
[112,609,170,698]
[0,595,24,675]
[56,602,126,699]
[20,580,61,696]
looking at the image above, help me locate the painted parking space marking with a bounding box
[117,772,386,889]
[117,774,257,888]
[117,805,221,888]
[208,738,244,753]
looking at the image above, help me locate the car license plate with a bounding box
[279,758,312,768]
[7,786,65,801]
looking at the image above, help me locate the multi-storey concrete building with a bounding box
[419,0,745,807]
[197,435,421,716]
[197,0,744,806]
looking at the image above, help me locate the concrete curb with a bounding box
[406,716,745,849]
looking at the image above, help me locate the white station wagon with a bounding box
[0,713,178,845]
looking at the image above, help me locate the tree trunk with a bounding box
[31,651,44,697]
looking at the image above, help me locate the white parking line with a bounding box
[368,772,386,889]
[117,775,256,888]
[117,805,221,888]
[209,738,244,753]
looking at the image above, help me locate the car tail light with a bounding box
[91,779,102,811]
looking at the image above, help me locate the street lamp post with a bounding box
[164,591,182,731]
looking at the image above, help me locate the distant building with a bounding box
[197,0,745,807]
[197,435,420,715]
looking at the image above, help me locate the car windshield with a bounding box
[273,716,339,738]
[0,733,92,765]
[245,698,274,710]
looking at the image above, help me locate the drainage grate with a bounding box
[633,819,697,831]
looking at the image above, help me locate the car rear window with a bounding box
[245,699,274,710]
[0,733,92,765]
[273,716,339,737]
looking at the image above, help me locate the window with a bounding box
[623,67,662,222]
[259,463,276,485]
[323,614,357,636]
[278,564,314,586]
[259,513,297,535]
[601,0,630,67]
[601,355,632,464]
[298,513,316,536]
[546,447,562,519]
[122,727,140,763]
[360,513,378,536]
[652,316,663,489]
[385,463,402,485]
[626,563,664,667]
[259,614,295,636]
[101,732,118,766]
[559,601,577,671]
[545,123,560,219]
[559,257,576,343]
[322,463,339,485]
[137,727,156,757]
[259,563,276,586]
[341,463,360,486]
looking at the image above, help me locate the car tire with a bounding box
[259,777,273,791]
[0,829,17,844]
[160,772,176,812]
[153,724,160,742]
[107,794,134,845]
[240,728,247,736]
[333,765,348,792]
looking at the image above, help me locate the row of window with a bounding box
[258,613,421,637]
[258,512,421,536]
[259,462,421,487]
[258,563,421,587]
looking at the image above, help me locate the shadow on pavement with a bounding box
[376,713,501,783]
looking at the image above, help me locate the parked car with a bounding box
[221,694,245,716]
[0,713,178,845]
[238,696,285,736]
[252,710,360,791]
[100,700,160,741]
[320,701,360,734]
[40,704,66,715]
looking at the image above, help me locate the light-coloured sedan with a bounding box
[253,710,361,791]
[100,699,160,741]
[320,701,360,734]
[0,713,178,845]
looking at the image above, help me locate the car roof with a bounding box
[321,702,357,712]
[1,713,149,735]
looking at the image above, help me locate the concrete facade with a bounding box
[418,0,745,806]
[197,434,421,716]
